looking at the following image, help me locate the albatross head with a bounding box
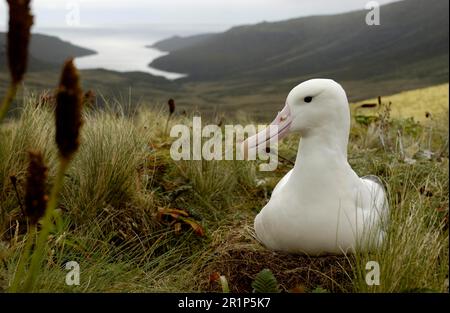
[243,79,351,157]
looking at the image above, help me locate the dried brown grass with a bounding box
[199,221,353,293]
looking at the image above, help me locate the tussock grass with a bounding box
[62,111,149,223]
[350,157,448,292]
[0,85,448,292]
[353,83,449,122]
[0,100,57,229]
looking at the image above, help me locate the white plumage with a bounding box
[244,79,388,255]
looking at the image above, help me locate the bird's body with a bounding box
[244,79,388,255]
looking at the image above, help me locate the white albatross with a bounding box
[243,79,388,255]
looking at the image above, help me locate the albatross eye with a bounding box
[304,96,313,103]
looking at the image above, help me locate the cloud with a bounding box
[0,0,400,29]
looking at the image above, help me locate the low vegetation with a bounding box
[0,84,448,292]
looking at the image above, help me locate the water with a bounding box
[34,24,229,80]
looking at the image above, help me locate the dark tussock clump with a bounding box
[55,59,84,159]
[24,151,48,225]
[7,0,33,84]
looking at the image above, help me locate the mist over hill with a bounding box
[150,0,449,85]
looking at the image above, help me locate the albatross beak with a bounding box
[242,104,292,160]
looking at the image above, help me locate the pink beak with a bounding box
[242,104,292,159]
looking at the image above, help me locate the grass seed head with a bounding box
[55,58,84,160]
[7,0,33,84]
[24,151,48,225]
[168,98,175,115]
[83,90,96,108]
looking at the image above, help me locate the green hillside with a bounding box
[354,83,449,122]
[150,33,214,52]
[151,0,449,85]
[1,0,448,121]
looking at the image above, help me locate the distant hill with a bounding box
[150,34,214,52]
[150,0,449,85]
[1,0,448,121]
[0,32,96,71]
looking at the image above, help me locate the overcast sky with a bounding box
[1,0,400,30]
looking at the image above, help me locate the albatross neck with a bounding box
[293,124,350,172]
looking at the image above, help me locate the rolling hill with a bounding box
[0,31,175,116]
[0,32,96,71]
[150,33,214,53]
[1,0,448,121]
[150,0,449,85]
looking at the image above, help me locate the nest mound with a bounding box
[200,222,354,293]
